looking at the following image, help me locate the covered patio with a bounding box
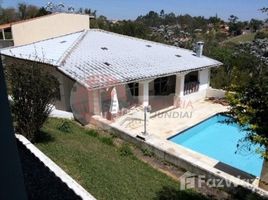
[96,68,211,121]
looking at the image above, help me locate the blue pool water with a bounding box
[169,114,264,177]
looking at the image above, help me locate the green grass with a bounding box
[223,33,256,45]
[37,118,208,200]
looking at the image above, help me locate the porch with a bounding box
[93,69,209,121]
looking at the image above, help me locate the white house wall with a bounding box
[181,69,210,103]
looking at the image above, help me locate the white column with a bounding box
[139,80,153,107]
[143,81,149,107]
[1,29,5,40]
[93,89,101,115]
[179,74,185,97]
[174,74,185,107]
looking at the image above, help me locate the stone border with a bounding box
[91,116,268,198]
[16,134,96,200]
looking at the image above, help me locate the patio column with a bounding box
[143,81,149,107]
[93,89,101,115]
[139,80,152,107]
[1,29,5,40]
[174,74,185,107]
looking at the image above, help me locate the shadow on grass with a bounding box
[36,131,55,144]
[154,186,208,200]
[229,186,266,200]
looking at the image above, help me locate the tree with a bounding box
[226,40,268,158]
[5,59,60,143]
[84,8,96,17]
[249,18,263,32]
[17,3,39,20]
[160,9,165,18]
[208,47,235,89]
[35,7,51,17]
[228,15,243,35]
[0,7,17,23]
[18,3,27,19]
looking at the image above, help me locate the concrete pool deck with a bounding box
[91,100,268,197]
[115,100,228,139]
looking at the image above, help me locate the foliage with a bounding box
[57,119,72,133]
[228,15,244,36]
[226,41,268,158]
[142,148,155,157]
[99,136,114,146]
[18,3,40,20]
[85,129,99,137]
[207,46,235,89]
[0,3,49,24]
[5,59,59,142]
[119,144,133,157]
[249,19,263,32]
[255,31,268,40]
[110,20,151,39]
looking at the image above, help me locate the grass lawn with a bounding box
[36,118,207,200]
[223,33,256,45]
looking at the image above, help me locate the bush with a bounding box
[119,144,133,157]
[57,120,72,133]
[141,148,154,157]
[5,58,59,142]
[86,129,98,137]
[100,137,114,146]
[255,31,268,40]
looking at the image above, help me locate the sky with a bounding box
[1,0,268,21]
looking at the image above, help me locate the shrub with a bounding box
[57,120,72,133]
[86,129,98,137]
[119,144,133,157]
[100,137,114,146]
[255,31,268,40]
[141,148,154,157]
[5,58,59,142]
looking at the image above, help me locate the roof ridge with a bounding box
[89,28,194,52]
[89,29,221,63]
[56,30,88,66]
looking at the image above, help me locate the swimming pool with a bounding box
[169,114,264,177]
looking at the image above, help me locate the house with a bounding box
[1,29,222,124]
[0,13,90,48]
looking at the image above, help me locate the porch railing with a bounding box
[184,81,200,95]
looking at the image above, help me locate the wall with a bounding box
[206,87,226,98]
[181,68,210,102]
[12,13,89,46]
